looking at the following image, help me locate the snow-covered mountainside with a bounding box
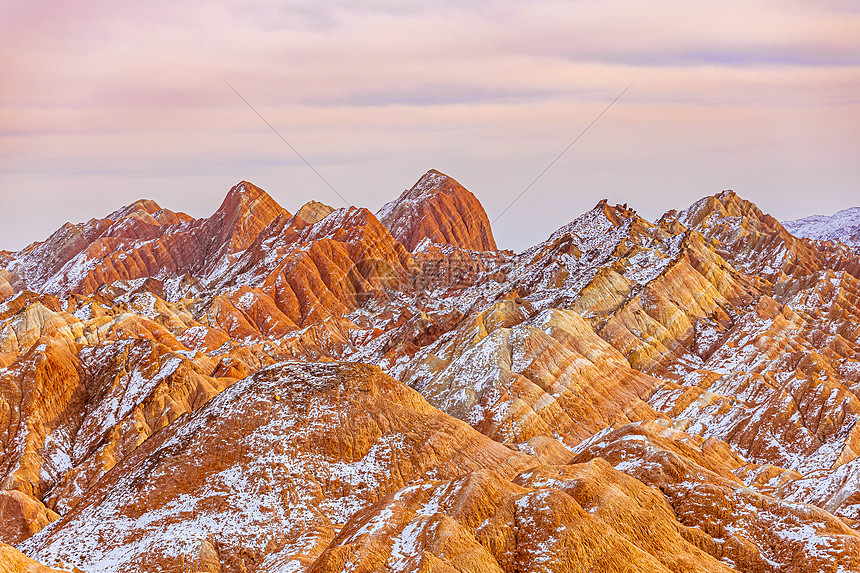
[1,172,859,572]
[784,206,860,246]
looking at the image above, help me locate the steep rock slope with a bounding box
[22,362,533,573]
[378,169,497,252]
[1,182,288,297]
[0,174,859,572]
[652,192,860,475]
[205,204,418,334]
[0,543,63,573]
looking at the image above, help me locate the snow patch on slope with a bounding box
[783,207,860,246]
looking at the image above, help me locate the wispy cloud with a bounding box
[1,0,858,250]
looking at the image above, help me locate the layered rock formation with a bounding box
[378,169,498,252]
[22,362,534,572]
[0,543,62,573]
[1,176,858,572]
[1,181,288,297]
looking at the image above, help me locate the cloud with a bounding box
[0,0,858,250]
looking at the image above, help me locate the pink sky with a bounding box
[1,0,859,251]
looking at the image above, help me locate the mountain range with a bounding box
[1,169,859,572]
[784,207,860,247]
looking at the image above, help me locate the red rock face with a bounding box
[378,169,498,252]
[0,542,63,572]
[22,363,534,572]
[2,181,288,297]
[1,175,859,572]
[0,492,59,546]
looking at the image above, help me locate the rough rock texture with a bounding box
[296,201,336,225]
[391,301,664,447]
[785,207,860,246]
[1,177,859,572]
[378,169,497,252]
[0,492,59,545]
[0,543,63,573]
[22,362,533,572]
[664,190,860,284]
[573,422,860,572]
[1,182,288,297]
[312,460,736,573]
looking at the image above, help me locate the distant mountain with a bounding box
[784,206,860,246]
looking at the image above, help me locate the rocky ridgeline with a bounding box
[0,171,859,572]
[785,207,860,247]
[377,169,497,252]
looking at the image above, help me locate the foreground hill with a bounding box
[0,173,858,572]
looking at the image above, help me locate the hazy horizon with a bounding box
[1,168,854,254]
[2,0,858,252]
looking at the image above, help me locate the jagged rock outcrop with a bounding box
[1,181,288,297]
[378,169,497,252]
[1,173,859,572]
[208,204,418,330]
[664,190,860,285]
[22,362,534,572]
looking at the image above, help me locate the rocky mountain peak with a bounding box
[106,199,192,230]
[2,174,860,572]
[208,181,290,255]
[377,169,497,251]
[674,189,782,234]
[216,181,282,220]
[403,168,449,200]
[784,206,860,246]
[106,198,163,220]
[295,200,335,225]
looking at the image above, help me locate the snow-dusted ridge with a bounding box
[784,206,860,246]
